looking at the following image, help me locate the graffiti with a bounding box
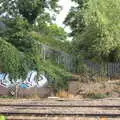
[0,73,11,87]
[0,71,48,88]
[23,70,48,88]
[37,75,48,87]
[25,70,38,87]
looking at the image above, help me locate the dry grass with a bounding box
[26,94,41,99]
[56,90,74,98]
[76,79,120,99]
[69,74,120,99]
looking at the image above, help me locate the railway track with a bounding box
[1,111,120,117]
[0,100,120,119]
[0,103,120,108]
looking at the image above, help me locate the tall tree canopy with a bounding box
[64,0,87,36]
[65,0,120,62]
[0,0,59,24]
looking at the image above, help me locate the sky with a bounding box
[55,0,76,33]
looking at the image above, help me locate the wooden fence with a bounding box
[39,43,120,78]
[83,60,120,79]
[39,43,77,72]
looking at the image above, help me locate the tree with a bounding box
[64,0,87,36]
[1,17,34,52]
[0,0,59,24]
[47,24,67,41]
[65,0,120,62]
[82,0,120,62]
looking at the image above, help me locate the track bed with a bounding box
[0,98,120,120]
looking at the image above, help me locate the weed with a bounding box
[85,92,107,99]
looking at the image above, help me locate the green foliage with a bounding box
[0,0,59,24]
[0,38,27,78]
[31,31,70,52]
[37,60,72,91]
[64,7,85,36]
[2,17,35,53]
[86,92,107,99]
[34,13,52,32]
[83,0,120,61]
[0,115,6,120]
[66,0,120,62]
[25,40,72,90]
[34,23,68,41]
[47,24,67,41]
[17,0,44,24]
[0,0,72,90]
[64,0,87,36]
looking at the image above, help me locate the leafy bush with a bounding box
[31,31,71,52]
[32,54,72,91]
[0,38,27,79]
[0,1,72,91]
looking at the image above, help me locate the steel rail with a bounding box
[0,104,120,108]
[1,111,120,117]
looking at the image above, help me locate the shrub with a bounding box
[0,38,27,79]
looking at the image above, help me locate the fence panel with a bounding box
[83,61,120,79]
[38,43,120,78]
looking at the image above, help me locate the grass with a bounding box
[0,95,15,99]
[85,92,108,99]
[0,115,6,120]
[56,90,74,98]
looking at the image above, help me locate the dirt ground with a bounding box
[78,80,120,98]
[0,76,120,120]
[6,116,120,120]
[69,75,120,99]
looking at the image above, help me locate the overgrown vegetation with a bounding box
[0,0,119,91]
[0,38,26,79]
[85,92,108,99]
[0,0,72,90]
[65,0,120,62]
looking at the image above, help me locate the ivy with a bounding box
[0,38,27,79]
